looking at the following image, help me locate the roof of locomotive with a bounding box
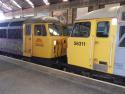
[76,5,125,20]
[0,17,60,24]
[0,17,26,23]
[24,17,60,24]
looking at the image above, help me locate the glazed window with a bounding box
[8,29,22,39]
[97,21,110,37]
[25,24,31,35]
[122,12,125,21]
[48,24,62,36]
[119,26,125,47]
[71,22,91,37]
[8,29,18,39]
[34,25,47,36]
[0,29,7,38]
[10,21,23,26]
[63,25,72,36]
[0,22,9,27]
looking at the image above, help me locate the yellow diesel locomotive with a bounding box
[1,6,125,85]
[0,17,67,63]
[67,5,125,79]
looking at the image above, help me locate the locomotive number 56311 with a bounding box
[74,41,85,46]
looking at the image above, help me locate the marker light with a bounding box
[112,18,117,25]
[54,40,57,46]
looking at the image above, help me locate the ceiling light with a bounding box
[63,0,68,2]
[0,1,12,10]
[11,0,22,8]
[25,0,34,8]
[43,0,50,5]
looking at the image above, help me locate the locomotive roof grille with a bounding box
[76,5,125,21]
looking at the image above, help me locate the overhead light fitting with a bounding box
[63,0,68,2]
[43,0,50,5]
[25,0,34,8]
[11,0,22,8]
[0,1,12,10]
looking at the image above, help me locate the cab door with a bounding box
[32,24,50,58]
[68,21,94,69]
[23,24,32,57]
[93,20,113,73]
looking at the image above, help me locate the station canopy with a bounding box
[0,0,75,13]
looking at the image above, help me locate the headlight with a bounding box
[53,40,57,46]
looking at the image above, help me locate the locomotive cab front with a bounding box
[67,6,125,77]
[23,18,67,60]
[48,23,67,58]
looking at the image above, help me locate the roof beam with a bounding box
[25,0,34,8]
[0,1,12,10]
[11,0,22,9]
[4,0,125,13]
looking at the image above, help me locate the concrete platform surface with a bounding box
[0,55,125,94]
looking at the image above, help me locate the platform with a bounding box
[0,55,125,94]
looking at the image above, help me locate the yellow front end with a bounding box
[50,36,67,58]
[23,23,67,59]
[67,18,117,74]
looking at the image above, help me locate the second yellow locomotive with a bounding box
[0,17,67,62]
[68,5,125,77]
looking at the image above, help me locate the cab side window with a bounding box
[72,22,91,37]
[34,25,47,36]
[8,29,22,39]
[0,29,7,38]
[97,21,110,37]
[119,26,125,47]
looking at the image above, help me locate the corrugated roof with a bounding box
[0,0,76,13]
[1,0,125,13]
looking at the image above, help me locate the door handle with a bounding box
[94,58,98,63]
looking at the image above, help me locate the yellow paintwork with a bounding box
[23,23,67,59]
[67,18,117,74]
[23,24,32,57]
[68,20,94,69]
